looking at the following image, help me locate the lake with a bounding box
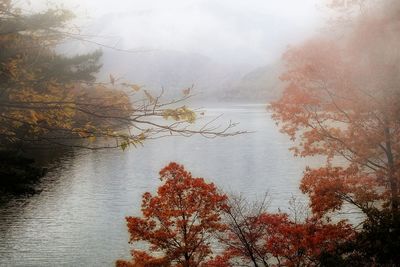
[0,104,319,266]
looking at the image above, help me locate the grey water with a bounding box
[0,104,319,266]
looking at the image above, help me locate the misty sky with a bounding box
[32,0,323,67]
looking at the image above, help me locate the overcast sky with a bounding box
[31,0,324,67]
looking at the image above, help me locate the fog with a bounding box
[28,0,324,102]
[43,0,323,65]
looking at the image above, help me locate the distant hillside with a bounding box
[220,61,285,103]
[97,49,248,101]
[97,50,285,104]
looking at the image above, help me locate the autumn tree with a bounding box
[0,0,244,152]
[0,1,100,146]
[0,0,245,193]
[216,194,272,267]
[267,216,354,266]
[214,195,352,267]
[117,162,228,267]
[272,0,400,219]
[271,0,400,264]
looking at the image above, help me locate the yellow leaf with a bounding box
[131,84,141,92]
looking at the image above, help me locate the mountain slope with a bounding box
[220,61,284,103]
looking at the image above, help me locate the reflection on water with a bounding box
[0,104,319,266]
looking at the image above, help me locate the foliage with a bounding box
[270,0,400,264]
[216,194,272,266]
[118,169,354,267]
[116,250,170,267]
[0,0,244,152]
[162,106,196,124]
[322,211,400,266]
[117,162,228,267]
[216,195,353,267]
[0,1,101,146]
[271,0,400,218]
[0,0,246,193]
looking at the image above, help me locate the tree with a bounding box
[271,0,400,218]
[265,216,353,266]
[117,162,228,267]
[271,0,400,264]
[216,194,272,267]
[0,0,245,193]
[0,1,103,147]
[0,0,245,151]
[117,167,353,267]
[216,195,352,267]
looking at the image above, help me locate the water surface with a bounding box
[0,104,317,266]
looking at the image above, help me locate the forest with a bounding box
[1,0,399,266]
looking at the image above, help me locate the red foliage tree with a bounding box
[205,194,353,266]
[270,1,400,219]
[264,215,353,266]
[117,162,228,267]
[218,207,353,267]
[271,0,400,264]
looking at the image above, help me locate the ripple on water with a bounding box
[0,105,316,266]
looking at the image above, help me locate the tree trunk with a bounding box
[384,123,399,217]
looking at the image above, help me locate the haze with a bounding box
[27,0,324,101]
[31,0,322,65]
